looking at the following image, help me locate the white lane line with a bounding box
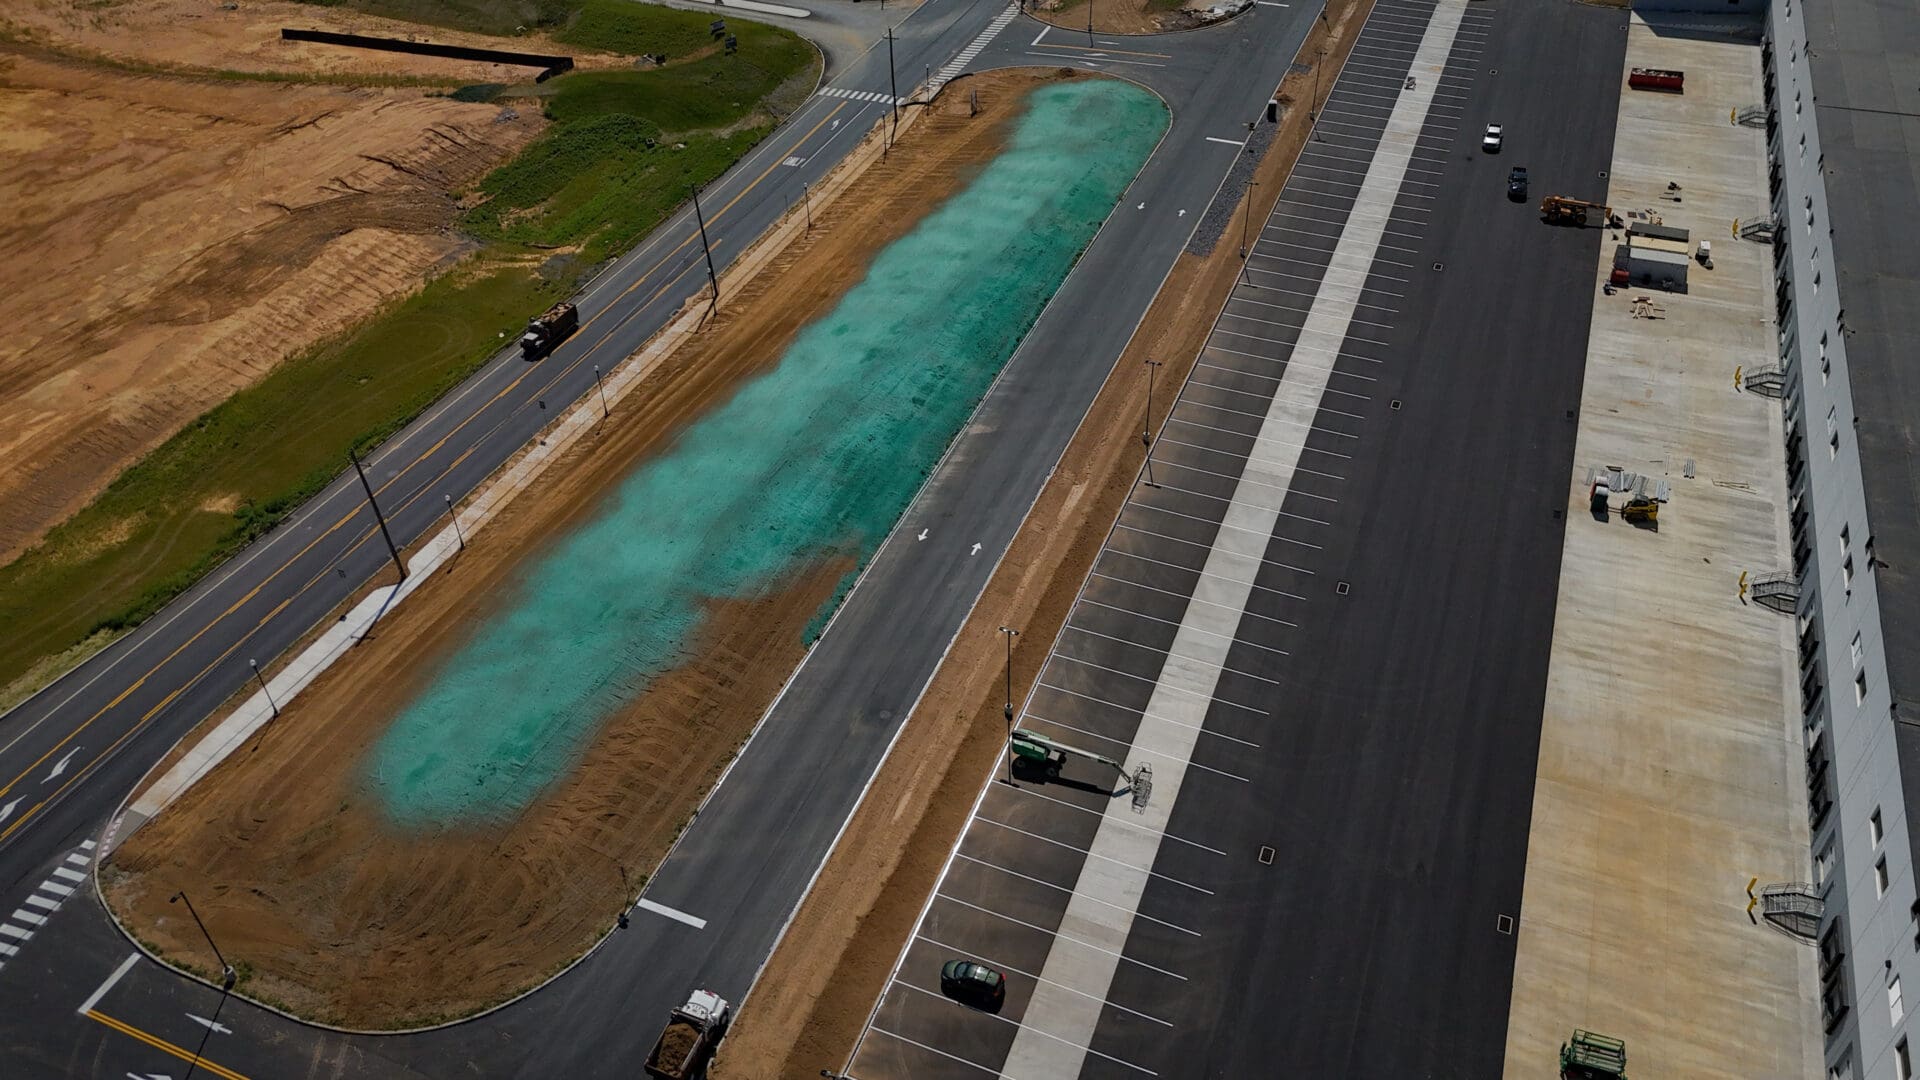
[634,898,707,929]
[1004,4,1471,1073]
[887,980,1161,1074]
[1205,136,1246,147]
[1031,24,1048,46]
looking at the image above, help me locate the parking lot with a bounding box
[844,1,1509,1076]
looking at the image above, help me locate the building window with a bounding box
[1859,671,1871,705]
[1899,1039,1913,1080]
[1845,557,1856,590]
[1875,809,1886,847]
[1842,524,1852,549]
[1819,839,1836,886]
[1800,132,1808,158]
[1892,975,1905,1025]
[1820,334,1831,382]
[1879,858,1892,897]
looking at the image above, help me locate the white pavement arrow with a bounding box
[971,542,982,556]
[1136,202,1146,210]
[43,747,81,784]
[916,529,928,541]
[186,1014,233,1035]
[0,797,20,825]
[1179,209,1188,217]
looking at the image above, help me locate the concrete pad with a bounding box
[1500,15,1823,1079]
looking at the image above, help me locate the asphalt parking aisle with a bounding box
[846,1,1485,1076]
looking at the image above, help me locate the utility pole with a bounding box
[443,494,465,550]
[690,182,720,321]
[886,29,900,145]
[1142,359,1163,489]
[593,364,610,418]
[802,182,812,234]
[349,447,405,581]
[998,626,1019,784]
[249,659,279,718]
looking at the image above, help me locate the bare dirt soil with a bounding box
[2,0,629,82]
[102,68,1073,1029]
[710,3,1375,1074]
[1029,0,1227,36]
[0,13,550,565]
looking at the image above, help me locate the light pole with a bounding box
[1087,0,1095,45]
[690,183,720,318]
[170,891,235,1080]
[1311,46,1324,134]
[998,626,1019,784]
[1239,179,1259,259]
[802,182,812,234]
[443,494,465,551]
[886,29,900,145]
[349,447,405,581]
[248,659,278,718]
[593,364,610,418]
[1142,360,1163,489]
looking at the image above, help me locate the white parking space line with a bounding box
[865,1027,1001,1077]
[1046,654,1261,712]
[944,860,1203,939]
[1117,518,1316,578]
[1026,716,1253,783]
[1179,388,1371,430]
[919,929,1185,1019]
[1086,571,1303,627]
[934,890,1198,971]
[1062,624,1284,684]
[1076,592,1296,644]
[1102,541,1319,589]
[888,981,1160,1075]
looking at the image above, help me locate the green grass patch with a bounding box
[0,2,817,697]
[0,265,559,689]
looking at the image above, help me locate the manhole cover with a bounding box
[1391,399,1403,411]
[1598,170,1609,179]
[1336,581,1352,596]
[1433,261,1445,271]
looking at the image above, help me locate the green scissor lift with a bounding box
[1559,1029,1627,1080]
[1010,728,1126,781]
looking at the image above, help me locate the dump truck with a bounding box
[520,301,579,360]
[1628,67,1684,93]
[644,989,731,1080]
[1560,1029,1627,1079]
[1540,196,1621,229]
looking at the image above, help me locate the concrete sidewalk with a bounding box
[1502,15,1821,1079]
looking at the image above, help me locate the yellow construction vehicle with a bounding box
[1541,196,1621,228]
[1620,494,1659,524]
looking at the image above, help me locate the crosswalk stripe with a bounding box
[25,895,57,912]
[40,882,73,897]
[0,925,30,941]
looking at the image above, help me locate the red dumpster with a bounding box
[1629,67,1685,93]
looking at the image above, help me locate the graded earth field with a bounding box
[103,69,1167,1028]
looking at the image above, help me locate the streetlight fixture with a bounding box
[802,182,812,234]
[1239,179,1260,259]
[443,494,465,551]
[689,182,720,321]
[998,626,1019,784]
[248,659,278,718]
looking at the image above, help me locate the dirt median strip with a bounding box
[98,67,1104,1030]
[708,3,1376,1074]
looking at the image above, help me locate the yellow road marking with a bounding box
[0,99,851,831]
[1030,41,1173,58]
[86,1009,252,1080]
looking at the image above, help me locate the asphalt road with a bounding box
[850,1,1631,1077]
[0,1,1330,1077]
